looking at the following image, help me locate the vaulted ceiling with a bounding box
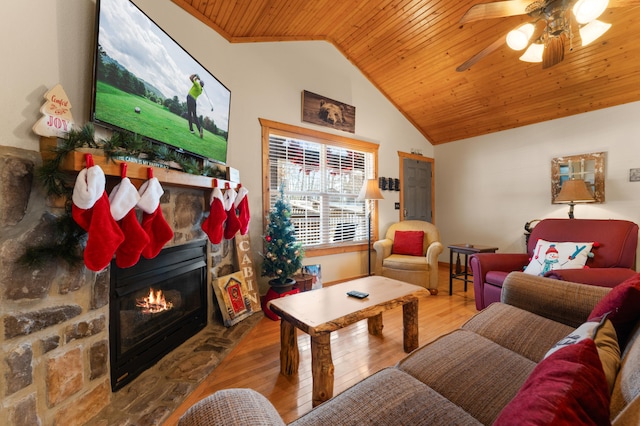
[172,0,640,145]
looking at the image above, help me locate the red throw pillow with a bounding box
[588,272,640,350]
[494,339,610,426]
[392,230,424,256]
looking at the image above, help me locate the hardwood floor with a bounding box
[164,265,478,425]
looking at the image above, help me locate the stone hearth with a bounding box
[89,312,260,425]
[0,146,248,425]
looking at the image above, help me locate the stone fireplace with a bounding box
[0,146,239,425]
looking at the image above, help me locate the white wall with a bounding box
[2,0,433,289]
[434,101,640,268]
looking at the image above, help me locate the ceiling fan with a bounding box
[456,0,640,71]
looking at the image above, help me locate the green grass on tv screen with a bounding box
[94,81,227,163]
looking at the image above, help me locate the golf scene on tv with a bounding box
[92,0,231,164]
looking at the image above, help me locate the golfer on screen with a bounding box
[187,74,204,138]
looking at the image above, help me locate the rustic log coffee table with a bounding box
[268,275,428,407]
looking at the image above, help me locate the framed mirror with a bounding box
[551,152,605,204]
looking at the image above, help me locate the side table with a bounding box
[448,244,498,296]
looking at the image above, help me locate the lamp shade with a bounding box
[519,42,544,62]
[580,20,611,46]
[573,0,609,24]
[555,179,595,203]
[506,23,535,51]
[358,179,384,200]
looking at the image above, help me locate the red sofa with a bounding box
[469,218,639,310]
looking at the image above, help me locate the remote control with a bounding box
[347,290,369,299]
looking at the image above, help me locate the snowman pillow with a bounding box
[523,239,594,276]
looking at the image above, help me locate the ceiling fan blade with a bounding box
[459,0,533,24]
[456,34,507,72]
[542,34,566,69]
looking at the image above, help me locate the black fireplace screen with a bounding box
[110,240,207,391]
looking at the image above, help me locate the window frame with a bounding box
[260,118,380,258]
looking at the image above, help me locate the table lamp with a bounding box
[555,179,595,219]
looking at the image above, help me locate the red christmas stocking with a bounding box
[71,161,124,271]
[109,177,150,268]
[137,177,173,259]
[223,187,241,240]
[201,187,226,244]
[234,186,250,235]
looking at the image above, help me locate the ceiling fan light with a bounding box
[519,42,544,62]
[506,23,534,50]
[580,20,612,45]
[573,0,609,24]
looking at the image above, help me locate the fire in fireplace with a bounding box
[136,288,173,313]
[109,239,208,391]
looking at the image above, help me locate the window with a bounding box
[260,119,379,256]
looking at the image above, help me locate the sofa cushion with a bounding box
[588,273,640,351]
[612,394,640,426]
[494,339,611,426]
[290,367,482,426]
[543,268,638,288]
[610,323,640,419]
[501,272,611,329]
[544,315,620,392]
[462,303,574,362]
[392,230,424,256]
[397,329,535,425]
[178,388,286,426]
[524,239,593,276]
[485,270,509,286]
[383,254,428,271]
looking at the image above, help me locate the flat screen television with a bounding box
[91,0,231,164]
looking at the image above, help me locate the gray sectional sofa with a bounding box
[178,272,640,425]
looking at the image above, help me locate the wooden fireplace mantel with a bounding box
[40,136,237,190]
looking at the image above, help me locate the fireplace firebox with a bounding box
[109,239,207,391]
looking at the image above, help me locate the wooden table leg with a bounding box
[280,319,299,376]
[449,249,454,295]
[367,313,383,336]
[311,333,334,407]
[402,298,419,353]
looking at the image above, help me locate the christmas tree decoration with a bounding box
[261,186,304,291]
[137,169,174,259]
[201,187,226,244]
[71,155,125,271]
[32,84,75,138]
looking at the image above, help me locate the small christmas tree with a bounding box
[261,186,304,286]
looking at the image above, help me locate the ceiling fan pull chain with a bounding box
[566,10,573,52]
[568,13,574,52]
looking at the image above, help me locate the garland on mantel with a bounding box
[19,123,225,266]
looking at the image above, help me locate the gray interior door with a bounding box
[402,158,432,222]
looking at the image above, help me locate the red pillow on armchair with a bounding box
[392,231,424,256]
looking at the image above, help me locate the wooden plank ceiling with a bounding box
[172,0,640,145]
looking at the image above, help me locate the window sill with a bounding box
[304,242,369,257]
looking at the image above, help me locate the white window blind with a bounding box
[267,134,374,248]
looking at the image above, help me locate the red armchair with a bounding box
[469,218,639,310]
